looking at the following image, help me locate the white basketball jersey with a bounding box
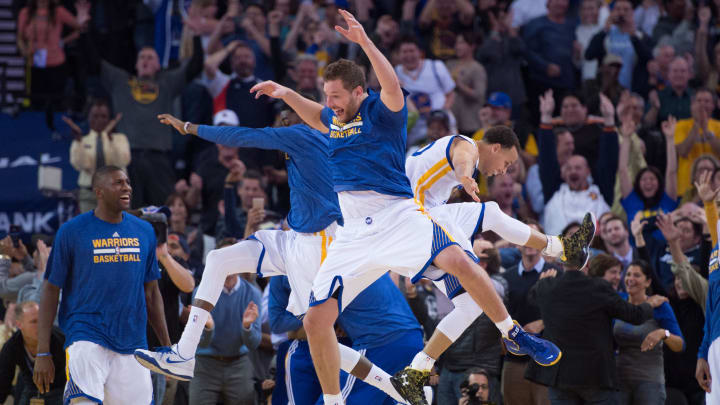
[406,135,477,209]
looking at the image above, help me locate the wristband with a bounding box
[36,352,52,357]
[183,121,191,134]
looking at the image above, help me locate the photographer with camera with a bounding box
[458,368,492,405]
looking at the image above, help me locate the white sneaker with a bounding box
[134,344,195,381]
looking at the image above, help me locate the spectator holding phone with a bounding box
[618,115,678,243]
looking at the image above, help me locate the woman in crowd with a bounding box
[446,31,486,136]
[17,0,89,131]
[618,116,678,242]
[588,253,623,290]
[166,193,204,270]
[614,260,684,405]
[681,155,720,204]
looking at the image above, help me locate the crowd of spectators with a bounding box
[2,0,720,404]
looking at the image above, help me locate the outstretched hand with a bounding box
[460,176,481,202]
[334,9,370,46]
[695,170,720,203]
[250,80,290,100]
[158,114,187,135]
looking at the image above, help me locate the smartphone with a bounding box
[253,197,265,209]
[9,225,21,248]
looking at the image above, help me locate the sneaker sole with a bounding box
[390,372,429,405]
[134,352,193,382]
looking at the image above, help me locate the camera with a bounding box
[616,15,625,25]
[642,215,658,232]
[460,380,484,405]
[129,207,169,245]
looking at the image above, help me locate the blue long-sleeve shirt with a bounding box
[194,277,262,357]
[197,124,342,233]
[268,276,303,334]
[522,15,578,89]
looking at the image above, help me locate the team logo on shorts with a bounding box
[192,314,198,323]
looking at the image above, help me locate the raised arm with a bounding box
[250,82,327,132]
[617,115,634,199]
[695,170,720,245]
[663,117,678,200]
[449,137,481,202]
[335,10,404,112]
[156,243,195,293]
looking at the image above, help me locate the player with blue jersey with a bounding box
[270,274,425,405]
[133,111,344,381]
[249,10,561,405]
[33,166,170,405]
[696,221,720,402]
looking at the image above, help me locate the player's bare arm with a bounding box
[33,281,61,394]
[335,9,404,112]
[250,81,328,132]
[145,280,172,346]
[450,138,481,202]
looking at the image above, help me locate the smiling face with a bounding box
[168,196,187,224]
[323,79,364,123]
[624,264,651,296]
[668,58,690,90]
[399,42,422,71]
[638,170,660,199]
[95,169,132,211]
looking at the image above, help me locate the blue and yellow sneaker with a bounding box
[503,322,562,366]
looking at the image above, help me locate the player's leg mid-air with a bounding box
[388,130,597,404]
[246,10,593,405]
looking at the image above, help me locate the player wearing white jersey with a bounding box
[389,128,597,404]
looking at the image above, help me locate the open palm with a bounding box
[250,80,289,100]
[335,9,368,45]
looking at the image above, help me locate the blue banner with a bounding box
[0,112,78,238]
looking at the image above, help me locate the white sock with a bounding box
[410,351,435,371]
[495,316,515,337]
[542,235,564,257]
[176,306,209,359]
[176,240,264,359]
[338,344,361,371]
[323,393,344,405]
[364,365,406,403]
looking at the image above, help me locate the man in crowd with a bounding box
[204,41,276,130]
[395,36,456,145]
[87,31,204,207]
[188,241,262,405]
[645,57,693,127]
[543,154,611,235]
[674,89,720,197]
[458,368,492,405]
[502,222,560,405]
[601,215,641,290]
[67,98,130,213]
[34,166,170,404]
[0,301,65,404]
[526,264,669,404]
[522,0,578,123]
